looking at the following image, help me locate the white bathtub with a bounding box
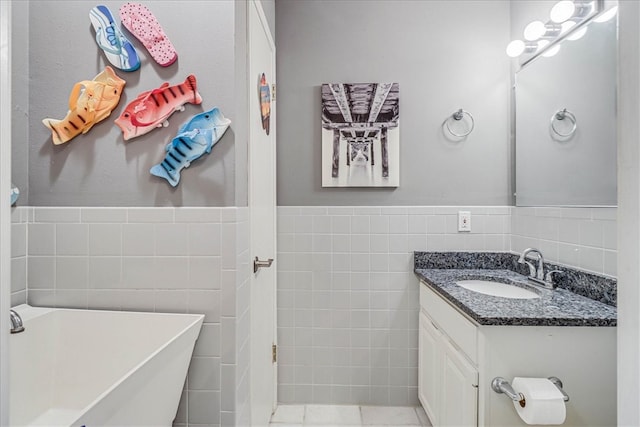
[9,304,204,426]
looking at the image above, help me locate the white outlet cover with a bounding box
[458,211,471,232]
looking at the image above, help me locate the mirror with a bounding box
[515,13,617,206]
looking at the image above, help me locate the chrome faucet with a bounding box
[518,248,564,289]
[518,248,545,281]
[10,309,24,334]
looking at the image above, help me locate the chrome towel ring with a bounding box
[551,108,577,137]
[445,109,475,138]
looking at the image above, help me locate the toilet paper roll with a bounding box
[512,377,567,425]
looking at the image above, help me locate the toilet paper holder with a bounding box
[491,377,570,408]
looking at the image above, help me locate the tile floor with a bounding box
[269,404,432,427]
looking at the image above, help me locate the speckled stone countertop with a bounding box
[415,251,617,306]
[414,253,617,327]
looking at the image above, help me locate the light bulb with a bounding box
[594,6,618,23]
[537,40,550,49]
[561,20,576,33]
[550,0,576,23]
[506,39,526,57]
[542,45,562,57]
[524,20,547,41]
[567,26,588,40]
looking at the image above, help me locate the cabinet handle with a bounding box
[430,320,440,331]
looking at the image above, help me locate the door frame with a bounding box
[247,0,277,420]
[0,1,12,424]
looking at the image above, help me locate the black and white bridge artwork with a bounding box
[321,83,400,187]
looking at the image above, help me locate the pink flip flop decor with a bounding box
[119,2,177,67]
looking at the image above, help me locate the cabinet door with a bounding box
[419,311,442,425]
[440,339,479,427]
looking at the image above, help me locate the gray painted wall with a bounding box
[11,1,29,205]
[23,1,237,206]
[275,0,512,206]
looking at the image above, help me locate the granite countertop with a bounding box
[416,268,617,327]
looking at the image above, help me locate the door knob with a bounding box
[253,256,274,273]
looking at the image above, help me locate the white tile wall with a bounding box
[276,206,511,405]
[14,205,618,421]
[23,207,245,427]
[277,205,618,406]
[511,207,617,277]
[11,207,28,306]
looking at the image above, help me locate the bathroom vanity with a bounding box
[415,252,617,427]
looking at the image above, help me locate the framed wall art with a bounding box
[321,82,399,187]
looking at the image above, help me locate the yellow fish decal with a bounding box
[43,66,126,145]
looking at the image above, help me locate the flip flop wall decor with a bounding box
[89,5,141,72]
[150,108,231,187]
[42,66,126,145]
[119,2,178,67]
[114,75,203,141]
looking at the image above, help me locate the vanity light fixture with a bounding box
[550,0,576,23]
[506,40,538,58]
[506,0,605,63]
[524,20,547,41]
[506,40,526,57]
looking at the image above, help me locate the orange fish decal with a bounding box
[42,66,126,145]
[115,75,203,141]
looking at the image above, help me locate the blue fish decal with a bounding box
[150,107,231,187]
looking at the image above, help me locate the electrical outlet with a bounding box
[458,211,471,232]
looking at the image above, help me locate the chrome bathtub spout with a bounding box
[10,309,24,334]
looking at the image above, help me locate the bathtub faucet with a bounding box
[10,309,24,334]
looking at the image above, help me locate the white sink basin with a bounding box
[456,279,540,299]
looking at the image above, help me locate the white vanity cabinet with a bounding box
[419,284,478,427]
[418,279,617,427]
[418,312,443,424]
[440,333,478,426]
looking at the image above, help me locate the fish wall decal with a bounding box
[150,107,231,187]
[115,75,203,141]
[42,66,126,145]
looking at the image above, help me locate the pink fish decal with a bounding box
[115,75,203,140]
